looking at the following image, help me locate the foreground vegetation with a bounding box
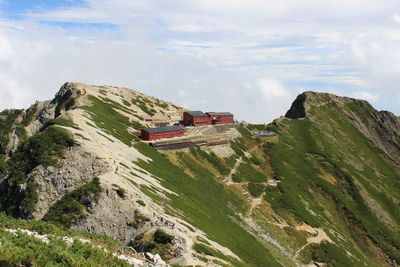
[0,213,129,266]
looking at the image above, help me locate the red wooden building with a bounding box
[141,126,184,141]
[183,111,211,126]
[206,112,234,125]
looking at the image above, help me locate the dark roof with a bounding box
[185,111,208,117]
[206,112,233,116]
[142,126,183,134]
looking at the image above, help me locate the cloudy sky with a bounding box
[1,0,400,123]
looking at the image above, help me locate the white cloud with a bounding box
[0,28,12,59]
[0,0,400,122]
[257,78,289,99]
[392,13,400,25]
[351,91,379,102]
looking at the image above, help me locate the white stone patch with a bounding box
[5,228,50,244]
[3,228,146,266]
[114,253,144,266]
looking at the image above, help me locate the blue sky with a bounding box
[1,0,82,19]
[1,0,400,122]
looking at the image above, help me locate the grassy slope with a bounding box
[262,101,400,266]
[3,88,396,266]
[75,92,283,265]
[134,143,282,267]
[81,95,143,145]
[0,213,129,266]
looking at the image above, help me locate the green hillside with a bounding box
[0,84,398,266]
[244,93,400,266]
[131,92,399,266]
[0,213,131,266]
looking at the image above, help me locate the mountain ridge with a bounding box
[0,82,399,266]
[285,91,400,166]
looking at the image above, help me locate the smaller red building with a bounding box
[206,112,234,125]
[183,111,211,126]
[141,126,184,141]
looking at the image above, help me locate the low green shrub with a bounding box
[191,148,230,175]
[247,124,267,131]
[112,184,126,198]
[193,243,216,256]
[20,182,38,214]
[154,229,174,244]
[230,141,244,156]
[192,243,240,264]
[136,200,146,206]
[132,98,156,116]
[43,178,102,228]
[249,155,264,167]
[155,100,168,109]
[247,183,265,197]
[0,155,8,176]
[122,99,131,107]
[40,118,79,131]
[233,162,266,183]
[224,154,238,168]
[129,228,174,260]
[0,227,130,266]
[81,96,139,145]
[21,103,38,126]
[237,126,254,140]
[116,188,125,198]
[309,242,355,266]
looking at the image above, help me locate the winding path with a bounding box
[223,156,243,184]
[294,226,332,258]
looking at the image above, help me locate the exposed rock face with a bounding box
[30,146,109,219]
[51,82,82,117]
[0,110,24,155]
[24,101,53,136]
[37,101,56,124]
[285,91,358,119]
[284,92,308,119]
[72,186,139,241]
[71,187,173,246]
[5,126,20,155]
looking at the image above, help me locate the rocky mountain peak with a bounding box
[285,91,372,119]
[285,91,400,166]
